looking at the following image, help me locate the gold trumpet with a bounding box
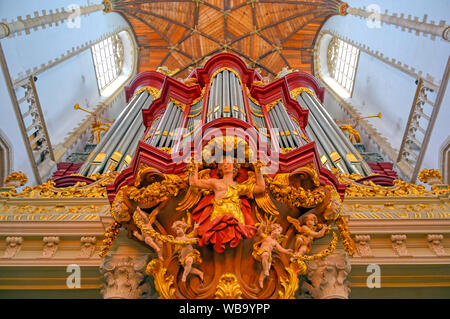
[337,113,382,124]
[74,104,113,123]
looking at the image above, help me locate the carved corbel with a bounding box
[355,235,373,257]
[42,236,59,258]
[100,255,152,299]
[391,234,409,256]
[3,237,23,258]
[427,234,448,256]
[301,252,351,299]
[79,236,97,258]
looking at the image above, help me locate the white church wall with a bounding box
[0,1,137,184]
[0,68,37,185]
[319,0,450,173]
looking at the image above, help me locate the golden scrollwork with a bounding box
[278,264,302,299]
[170,97,186,112]
[134,86,161,99]
[191,87,206,106]
[338,172,450,197]
[246,87,261,107]
[266,98,282,112]
[418,169,443,184]
[0,173,117,199]
[3,171,28,187]
[334,216,355,256]
[268,174,325,209]
[146,259,176,299]
[289,87,316,100]
[214,273,243,299]
[201,136,255,162]
[99,221,121,258]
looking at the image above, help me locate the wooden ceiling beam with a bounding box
[172,48,223,76]
[121,11,171,45]
[228,47,276,76]
[280,12,331,44]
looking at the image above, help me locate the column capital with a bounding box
[301,251,351,299]
[100,255,152,299]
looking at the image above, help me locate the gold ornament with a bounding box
[133,86,161,99]
[3,171,28,187]
[0,173,116,199]
[214,273,243,299]
[289,87,316,99]
[418,169,443,185]
[146,259,176,299]
[278,264,302,299]
[99,221,121,258]
[335,216,355,256]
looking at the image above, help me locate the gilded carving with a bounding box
[215,273,243,299]
[145,259,176,299]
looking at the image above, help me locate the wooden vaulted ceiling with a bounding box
[113,0,343,78]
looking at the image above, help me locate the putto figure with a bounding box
[133,207,164,260]
[172,220,204,282]
[188,159,266,252]
[287,213,329,256]
[252,222,293,288]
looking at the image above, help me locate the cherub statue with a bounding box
[172,220,204,282]
[132,207,164,260]
[287,213,329,256]
[252,222,293,289]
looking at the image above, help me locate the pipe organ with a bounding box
[79,53,372,177]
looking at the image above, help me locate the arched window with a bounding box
[91,33,124,91]
[327,37,360,96]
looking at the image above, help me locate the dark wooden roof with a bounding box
[112,0,343,77]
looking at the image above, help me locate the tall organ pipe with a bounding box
[303,104,349,173]
[299,93,370,175]
[79,91,151,175]
[116,122,145,171]
[103,105,145,172]
[88,92,152,175]
[154,101,177,147]
[222,70,230,117]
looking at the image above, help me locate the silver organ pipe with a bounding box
[181,97,203,149]
[297,92,371,175]
[206,70,247,123]
[145,116,162,144]
[80,90,152,175]
[151,101,176,148]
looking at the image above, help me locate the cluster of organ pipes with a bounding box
[79,90,152,176]
[207,69,247,122]
[79,68,372,176]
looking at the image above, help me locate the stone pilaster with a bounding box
[99,255,152,299]
[301,252,351,299]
